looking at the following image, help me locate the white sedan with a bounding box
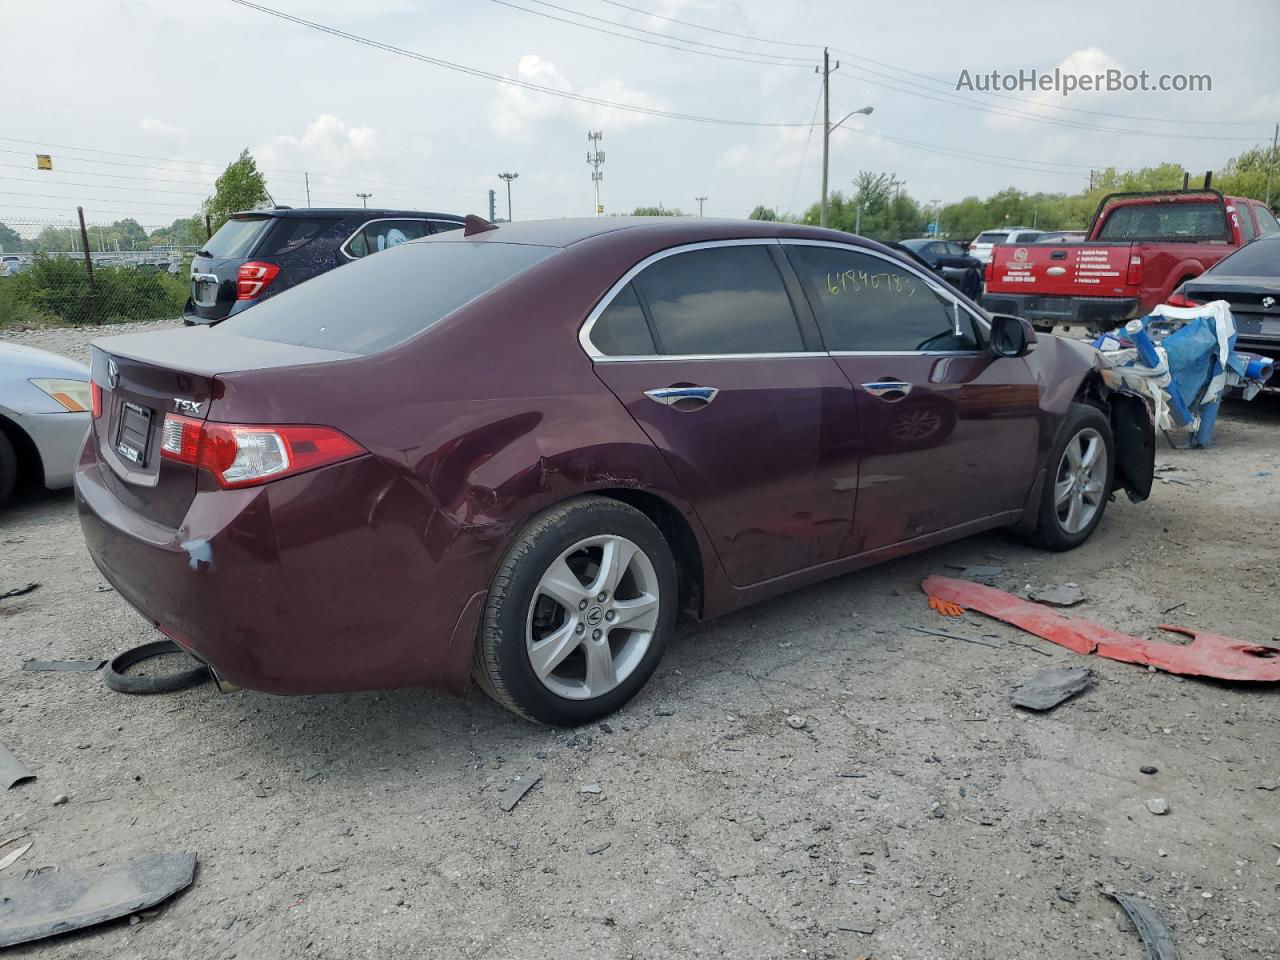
[0,342,93,506]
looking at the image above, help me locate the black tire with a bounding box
[1033,402,1115,551]
[474,496,678,725]
[0,430,17,507]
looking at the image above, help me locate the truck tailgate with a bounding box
[988,243,1134,297]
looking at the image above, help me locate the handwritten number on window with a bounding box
[824,270,915,297]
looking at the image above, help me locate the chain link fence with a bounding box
[1,216,196,329]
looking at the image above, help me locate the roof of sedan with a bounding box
[429,216,863,249]
[231,208,463,220]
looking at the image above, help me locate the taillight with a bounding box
[236,261,280,300]
[160,415,363,488]
[984,258,995,283]
[1126,254,1143,286]
[90,381,103,419]
[1166,292,1199,308]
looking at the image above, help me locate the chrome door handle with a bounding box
[861,380,912,400]
[644,386,719,407]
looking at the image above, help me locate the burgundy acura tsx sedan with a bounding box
[76,217,1154,724]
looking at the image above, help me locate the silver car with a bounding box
[0,342,93,505]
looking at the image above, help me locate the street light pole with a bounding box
[498,172,519,221]
[356,192,372,208]
[820,79,874,229]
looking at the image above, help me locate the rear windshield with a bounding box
[258,217,339,256]
[975,232,1008,244]
[216,240,557,354]
[1204,236,1280,278]
[1096,202,1227,242]
[202,217,271,258]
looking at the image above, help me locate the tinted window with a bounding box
[975,232,1009,244]
[1256,205,1280,236]
[217,241,556,355]
[590,283,655,356]
[945,242,965,255]
[345,219,430,258]
[1096,202,1228,241]
[1236,205,1258,242]
[202,217,270,258]
[430,220,465,234]
[258,217,338,256]
[1204,236,1280,278]
[787,246,979,352]
[634,246,804,355]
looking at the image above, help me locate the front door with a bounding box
[585,242,860,587]
[783,241,1041,553]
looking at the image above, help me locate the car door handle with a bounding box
[861,380,912,400]
[644,386,719,407]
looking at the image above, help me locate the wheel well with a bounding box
[1072,371,1109,412]
[0,413,44,489]
[595,488,704,621]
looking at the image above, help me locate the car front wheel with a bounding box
[475,496,677,725]
[1033,402,1115,551]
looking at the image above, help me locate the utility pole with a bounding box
[498,172,518,221]
[695,196,707,217]
[488,189,497,222]
[76,207,99,324]
[1265,122,1279,208]
[818,48,836,228]
[305,172,311,208]
[356,192,372,208]
[587,131,605,216]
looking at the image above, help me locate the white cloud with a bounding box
[982,47,1126,131]
[140,116,189,143]
[489,54,667,138]
[255,114,381,175]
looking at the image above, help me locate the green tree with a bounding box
[198,149,271,237]
[0,221,24,254]
[747,205,778,221]
[630,206,684,216]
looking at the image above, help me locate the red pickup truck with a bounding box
[981,190,1279,332]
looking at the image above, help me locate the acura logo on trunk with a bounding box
[107,358,119,389]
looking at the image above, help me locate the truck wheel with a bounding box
[0,431,17,506]
[474,496,678,726]
[1033,403,1115,551]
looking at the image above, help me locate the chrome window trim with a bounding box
[339,218,435,261]
[578,236,991,363]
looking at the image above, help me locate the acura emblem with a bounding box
[107,358,119,389]
[1264,296,1276,309]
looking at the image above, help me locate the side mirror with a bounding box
[989,314,1037,358]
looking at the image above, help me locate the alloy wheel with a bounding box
[1053,426,1108,535]
[525,534,660,701]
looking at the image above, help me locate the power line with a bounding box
[224,0,817,128]
[591,0,820,51]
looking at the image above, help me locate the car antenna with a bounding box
[463,214,499,237]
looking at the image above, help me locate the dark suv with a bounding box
[184,208,465,325]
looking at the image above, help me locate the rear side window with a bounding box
[345,220,431,258]
[590,283,654,356]
[975,232,1008,244]
[1096,202,1228,241]
[1256,205,1280,236]
[202,217,270,258]
[786,245,979,353]
[633,246,804,355]
[258,218,338,256]
[217,241,556,355]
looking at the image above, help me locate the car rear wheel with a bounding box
[475,496,677,725]
[0,430,17,506]
[1033,403,1114,551]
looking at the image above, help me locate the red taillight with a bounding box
[1126,254,1143,286]
[236,261,280,300]
[160,415,363,488]
[90,381,102,419]
[984,257,995,283]
[1166,292,1199,308]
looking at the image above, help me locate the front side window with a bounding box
[430,220,465,234]
[345,220,430,259]
[1235,205,1258,242]
[786,245,979,353]
[632,245,804,355]
[1255,205,1280,236]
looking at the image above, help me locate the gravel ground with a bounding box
[2,321,1278,960]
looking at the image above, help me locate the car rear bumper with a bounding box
[981,293,1141,332]
[74,441,484,696]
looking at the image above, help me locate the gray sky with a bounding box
[2,0,1278,230]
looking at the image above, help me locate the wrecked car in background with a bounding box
[75,217,1155,726]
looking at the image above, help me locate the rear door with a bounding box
[783,241,1040,553]
[585,240,861,586]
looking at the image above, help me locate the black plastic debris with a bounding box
[0,583,39,601]
[498,770,541,812]
[1011,666,1092,711]
[0,852,196,948]
[1105,890,1179,960]
[0,745,34,790]
[103,640,210,695]
[22,660,106,673]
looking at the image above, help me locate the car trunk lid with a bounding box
[987,242,1136,298]
[89,328,358,528]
